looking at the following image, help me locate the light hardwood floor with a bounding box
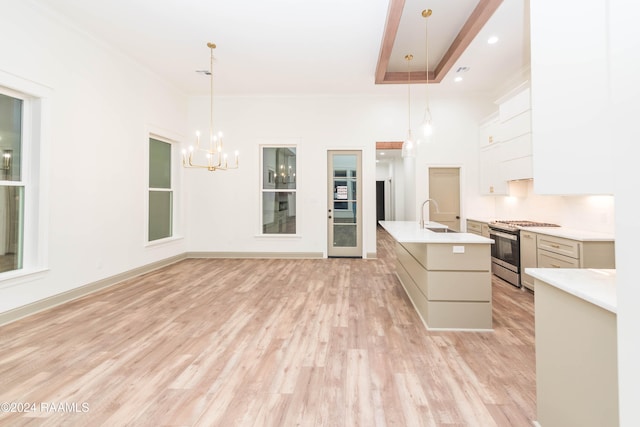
[0,227,536,426]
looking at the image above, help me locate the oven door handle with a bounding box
[490,230,518,241]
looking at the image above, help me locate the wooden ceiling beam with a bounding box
[434,0,504,82]
[376,141,403,150]
[374,0,406,84]
[375,0,504,85]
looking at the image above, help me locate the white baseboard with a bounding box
[186,251,324,259]
[0,254,186,326]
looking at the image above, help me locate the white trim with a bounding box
[0,255,185,327]
[258,142,299,237]
[253,233,302,239]
[187,251,322,259]
[146,133,183,244]
[0,267,49,290]
[0,72,51,281]
[144,235,185,248]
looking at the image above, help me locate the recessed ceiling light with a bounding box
[454,76,463,82]
[488,36,499,44]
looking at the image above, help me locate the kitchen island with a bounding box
[379,221,494,331]
[528,268,618,427]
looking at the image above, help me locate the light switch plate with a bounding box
[453,245,465,254]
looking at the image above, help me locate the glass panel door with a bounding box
[328,150,362,257]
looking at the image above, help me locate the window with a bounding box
[148,137,173,241]
[0,92,24,273]
[261,146,296,234]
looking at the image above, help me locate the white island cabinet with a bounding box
[379,221,493,331]
[528,268,618,427]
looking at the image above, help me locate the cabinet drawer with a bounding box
[402,242,491,271]
[467,220,483,235]
[426,301,492,330]
[537,249,580,268]
[426,271,491,301]
[481,224,490,238]
[537,234,579,258]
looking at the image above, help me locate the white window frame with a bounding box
[146,133,180,244]
[259,144,298,236]
[0,71,50,284]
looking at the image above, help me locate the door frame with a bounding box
[422,164,464,230]
[327,150,363,258]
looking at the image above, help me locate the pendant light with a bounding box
[401,54,416,159]
[421,9,433,138]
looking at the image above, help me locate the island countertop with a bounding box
[526,268,616,313]
[379,221,494,244]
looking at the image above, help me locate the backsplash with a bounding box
[493,180,615,234]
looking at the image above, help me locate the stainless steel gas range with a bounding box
[488,220,560,288]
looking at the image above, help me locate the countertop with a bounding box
[466,216,495,224]
[379,221,494,244]
[520,226,614,242]
[526,268,616,313]
[465,217,615,242]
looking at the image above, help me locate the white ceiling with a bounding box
[31,0,529,97]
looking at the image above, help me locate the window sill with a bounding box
[254,234,303,239]
[145,235,185,248]
[0,267,49,289]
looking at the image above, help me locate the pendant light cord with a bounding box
[406,54,412,131]
[423,9,432,121]
[210,45,215,151]
[425,10,429,108]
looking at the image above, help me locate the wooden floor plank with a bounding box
[0,226,536,426]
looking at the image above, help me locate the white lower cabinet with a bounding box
[522,232,615,291]
[537,234,615,269]
[467,219,490,238]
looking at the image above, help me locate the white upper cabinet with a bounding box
[498,86,531,123]
[478,84,533,194]
[530,0,613,195]
[479,143,508,195]
[479,112,500,148]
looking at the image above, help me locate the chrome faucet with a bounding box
[419,198,440,228]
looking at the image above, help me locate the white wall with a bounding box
[489,180,615,233]
[0,1,188,313]
[0,1,492,313]
[185,93,491,255]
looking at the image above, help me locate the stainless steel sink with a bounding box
[426,227,457,233]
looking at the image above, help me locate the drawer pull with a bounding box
[550,244,560,248]
[551,264,561,268]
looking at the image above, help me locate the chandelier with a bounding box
[182,42,239,171]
